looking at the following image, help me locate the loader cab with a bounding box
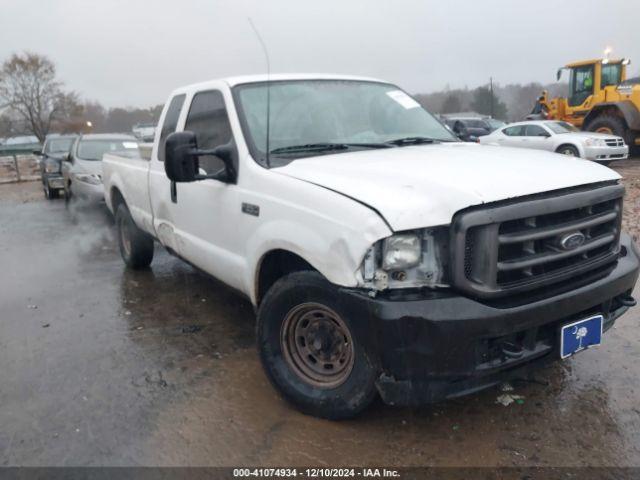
[567,63,595,107]
[557,59,628,126]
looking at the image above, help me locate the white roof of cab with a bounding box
[173,73,389,95]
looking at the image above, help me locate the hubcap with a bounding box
[280,303,354,388]
[562,148,576,156]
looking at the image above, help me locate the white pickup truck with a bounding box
[103,74,639,419]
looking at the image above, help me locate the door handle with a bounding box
[170,181,177,203]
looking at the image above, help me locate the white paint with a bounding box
[102,75,620,306]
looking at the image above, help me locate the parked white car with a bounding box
[102,74,639,419]
[132,123,156,142]
[479,120,628,165]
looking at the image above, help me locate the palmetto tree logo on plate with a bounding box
[572,325,589,349]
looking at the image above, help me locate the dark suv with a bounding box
[36,135,77,199]
[447,118,491,142]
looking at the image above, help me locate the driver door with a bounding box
[165,89,245,288]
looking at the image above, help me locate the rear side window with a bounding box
[184,90,233,175]
[158,94,185,162]
[503,125,525,136]
[525,125,548,137]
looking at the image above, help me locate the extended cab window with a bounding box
[158,94,185,162]
[184,90,233,175]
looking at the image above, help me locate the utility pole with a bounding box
[489,77,494,118]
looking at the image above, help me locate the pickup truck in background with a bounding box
[102,74,639,419]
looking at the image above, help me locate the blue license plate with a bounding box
[560,315,603,359]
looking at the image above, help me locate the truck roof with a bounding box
[173,73,388,94]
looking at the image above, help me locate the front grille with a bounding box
[605,138,624,147]
[451,183,623,300]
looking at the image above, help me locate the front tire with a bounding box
[44,182,58,200]
[257,271,378,419]
[556,144,580,157]
[115,204,154,269]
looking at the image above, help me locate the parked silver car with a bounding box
[479,120,628,165]
[62,134,138,203]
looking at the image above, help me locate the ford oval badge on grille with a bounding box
[560,232,586,250]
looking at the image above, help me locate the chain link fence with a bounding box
[0,148,40,183]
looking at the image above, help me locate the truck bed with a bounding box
[102,151,154,236]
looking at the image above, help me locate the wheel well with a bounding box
[555,143,578,153]
[110,187,126,213]
[256,250,315,305]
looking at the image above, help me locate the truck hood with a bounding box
[272,143,620,231]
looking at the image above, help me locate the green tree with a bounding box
[470,86,508,120]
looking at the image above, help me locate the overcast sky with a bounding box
[1,0,637,108]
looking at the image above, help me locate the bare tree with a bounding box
[0,52,79,142]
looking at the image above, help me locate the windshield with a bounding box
[233,80,457,165]
[76,139,138,161]
[546,121,579,134]
[45,137,75,154]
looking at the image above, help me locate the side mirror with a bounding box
[33,150,43,156]
[165,131,236,183]
[164,131,199,182]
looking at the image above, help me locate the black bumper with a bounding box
[339,234,640,407]
[42,172,64,188]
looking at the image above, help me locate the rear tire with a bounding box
[257,271,378,419]
[556,144,580,157]
[115,204,154,269]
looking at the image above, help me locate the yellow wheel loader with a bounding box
[530,58,640,150]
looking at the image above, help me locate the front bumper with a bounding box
[584,144,629,161]
[339,234,639,406]
[43,174,64,190]
[71,179,105,203]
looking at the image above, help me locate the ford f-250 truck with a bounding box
[102,74,639,419]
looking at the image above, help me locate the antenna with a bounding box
[248,17,271,168]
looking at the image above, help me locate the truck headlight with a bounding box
[75,173,102,185]
[44,160,60,173]
[361,227,449,290]
[382,234,422,270]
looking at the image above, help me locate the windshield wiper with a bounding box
[270,142,391,155]
[386,136,443,146]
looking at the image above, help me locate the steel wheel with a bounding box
[119,215,132,258]
[280,303,355,389]
[560,147,577,156]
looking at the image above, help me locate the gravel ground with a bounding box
[612,159,640,241]
[1,158,640,470]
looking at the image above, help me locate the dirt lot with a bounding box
[2,160,640,469]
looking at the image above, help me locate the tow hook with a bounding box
[501,342,524,359]
[619,295,637,307]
